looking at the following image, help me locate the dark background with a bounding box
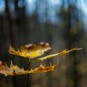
[0,0,87,87]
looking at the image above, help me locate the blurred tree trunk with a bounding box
[65,5,78,87]
[13,0,31,87]
[62,0,82,87]
[4,0,17,87]
[4,0,14,46]
[59,0,83,87]
[0,15,4,59]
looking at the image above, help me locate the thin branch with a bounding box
[26,59,31,87]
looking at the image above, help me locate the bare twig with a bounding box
[26,59,31,87]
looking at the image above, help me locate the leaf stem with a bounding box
[26,59,31,87]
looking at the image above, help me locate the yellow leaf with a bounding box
[9,43,51,58]
[0,61,58,76]
[33,48,82,61]
[28,63,58,73]
[0,61,27,76]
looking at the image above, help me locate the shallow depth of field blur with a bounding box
[0,0,87,87]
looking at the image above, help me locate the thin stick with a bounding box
[26,59,31,87]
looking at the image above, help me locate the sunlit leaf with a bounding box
[9,43,51,58]
[0,61,12,76]
[0,61,58,76]
[0,61,27,76]
[32,48,82,62]
[28,63,58,73]
[9,43,82,61]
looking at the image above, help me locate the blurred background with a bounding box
[0,0,87,87]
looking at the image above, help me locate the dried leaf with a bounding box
[32,48,82,62]
[0,61,13,76]
[9,43,51,58]
[28,63,58,73]
[0,61,27,76]
[0,61,58,76]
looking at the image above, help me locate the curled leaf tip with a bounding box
[75,48,83,50]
